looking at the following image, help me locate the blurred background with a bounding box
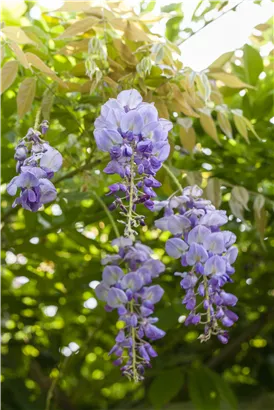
[1,1,274,409]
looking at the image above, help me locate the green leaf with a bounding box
[149,368,184,409]
[204,368,238,410]
[188,367,220,410]
[166,16,184,42]
[243,44,263,86]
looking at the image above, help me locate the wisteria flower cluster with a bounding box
[7,121,62,212]
[94,89,172,232]
[95,237,165,381]
[154,185,238,344]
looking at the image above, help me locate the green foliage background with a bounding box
[1,1,274,409]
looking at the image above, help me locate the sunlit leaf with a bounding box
[231,186,249,211]
[209,71,254,89]
[1,60,18,94]
[206,178,222,208]
[58,17,99,39]
[9,41,30,69]
[232,110,249,143]
[243,44,263,86]
[17,77,36,118]
[217,110,232,139]
[199,108,220,145]
[1,26,36,45]
[209,51,234,68]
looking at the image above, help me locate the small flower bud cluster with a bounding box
[154,185,238,344]
[7,121,62,212]
[95,237,165,381]
[94,89,172,223]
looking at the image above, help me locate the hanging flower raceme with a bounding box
[7,121,62,212]
[94,89,172,216]
[95,237,166,381]
[154,185,238,344]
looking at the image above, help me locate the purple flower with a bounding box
[93,89,173,224]
[96,239,165,381]
[154,185,238,343]
[7,125,62,212]
[165,238,188,259]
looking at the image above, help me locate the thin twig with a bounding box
[91,191,120,238]
[45,356,70,410]
[179,0,247,47]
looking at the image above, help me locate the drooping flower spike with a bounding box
[7,121,62,212]
[154,185,238,344]
[94,89,173,230]
[96,237,166,381]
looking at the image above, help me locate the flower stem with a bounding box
[92,191,120,239]
[34,107,41,130]
[126,155,135,240]
[203,276,211,323]
[129,299,138,382]
[162,163,182,191]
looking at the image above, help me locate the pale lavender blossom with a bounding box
[154,185,238,344]
[7,124,62,212]
[93,89,172,219]
[95,237,165,381]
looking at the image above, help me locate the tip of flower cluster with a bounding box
[96,239,166,380]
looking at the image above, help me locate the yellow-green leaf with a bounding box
[25,52,65,87]
[217,111,232,139]
[41,86,56,121]
[199,109,220,145]
[17,77,36,118]
[9,41,30,69]
[243,117,260,140]
[103,76,118,89]
[232,110,249,143]
[255,206,267,245]
[229,197,244,220]
[209,51,234,69]
[1,45,5,63]
[195,72,211,102]
[58,17,99,39]
[232,186,249,210]
[253,194,265,217]
[208,71,254,89]
[57,1,91,12]
[1,60,18,94]
[206,178,222,208]
[1,26,36,45]
[179,126,196,152]
[124,21,152,42]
